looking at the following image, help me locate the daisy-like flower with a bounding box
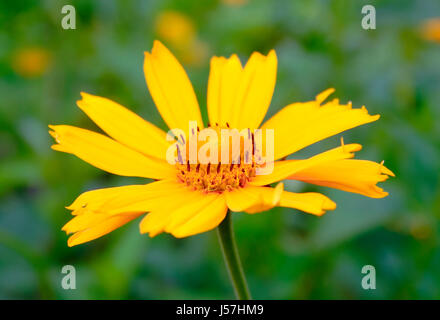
[49,41,394,248]
[421,18,440,43]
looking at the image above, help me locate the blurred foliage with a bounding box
[1,0,440,299]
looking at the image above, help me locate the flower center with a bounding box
[177,161,257,193]
[175,123,259,193]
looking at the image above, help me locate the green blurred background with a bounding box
[1,0,439,299]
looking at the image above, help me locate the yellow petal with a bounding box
[315,88,335,104]
[49,125,175,180]
[64,180,195,245]
[67,184,155,212]
[63,212,142,234]
[244,183,284,214]
[171,196,228,238]
[261,89,379,160]
[250,143,362,186]
[77,92,170,160]
[225,183,284,213]
[139,188,210,236]
[66,180,183,215]
[289,159,395,198]
[103,180,192,215]
[67,213,142,247]
[230,50,277,129]
[279,191,336,216]
[225,184,334,216]
[144,40,203,132]
[207,54,243,126]
[164,193,221,232]
[63,213,109,233]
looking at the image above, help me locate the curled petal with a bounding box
[250,143,362,186]
[279,191,336,216]
[289,159,395,198]
[225,183,284,213]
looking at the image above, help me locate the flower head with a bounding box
[13,47,51,78]
[420,18,440,42]
[155,11,196,48]
[49,41,394,247]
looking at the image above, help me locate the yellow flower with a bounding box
[155,11,196,49]
[155,11,208,66]
[12,47,51,78]
[49,41,394,247]
[420,18,440,42]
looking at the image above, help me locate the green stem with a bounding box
[216,211,251,300]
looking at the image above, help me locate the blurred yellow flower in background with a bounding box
[155,10,208,66]
[179,39,209,66]
[12,47,51,78]
[155,11,196,49]
[420,18,440,42]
